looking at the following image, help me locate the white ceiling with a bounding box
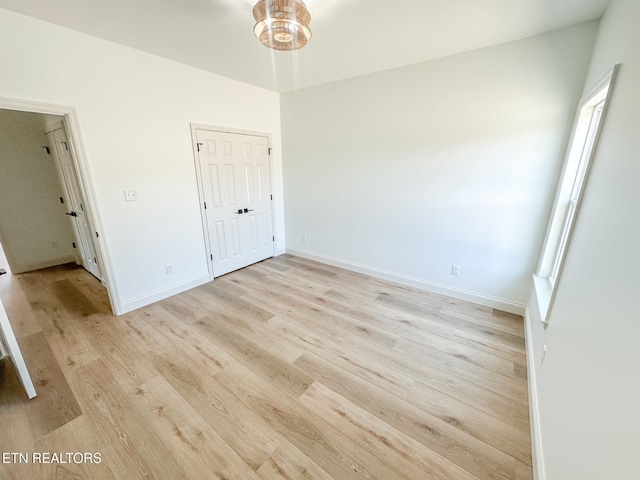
[0,0,611,92]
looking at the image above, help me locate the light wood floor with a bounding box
[0,254,532,480]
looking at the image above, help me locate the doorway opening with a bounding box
[0,98,115,314]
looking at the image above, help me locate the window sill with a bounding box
[532,274,552,326]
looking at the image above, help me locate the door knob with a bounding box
[65,211,77,217]
[243,208,254,213]
[236,209,243,214]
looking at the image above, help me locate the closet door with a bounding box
[48,127,102,280]
[196,129,274,277]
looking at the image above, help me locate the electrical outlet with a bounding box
[451,264,461,276]
[124,189,139,202]
[302,234,308,243]
[165,263,174,274]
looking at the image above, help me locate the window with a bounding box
[534,65,619,324]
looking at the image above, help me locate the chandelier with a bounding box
[253,0,312,51]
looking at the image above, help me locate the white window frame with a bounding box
[533,65,619,325]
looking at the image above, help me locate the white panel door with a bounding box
[0,298,36,398]
[49,128,102,280]
[196,129,274,277]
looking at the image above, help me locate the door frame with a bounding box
[190,123,275,280]
[0,96,118,314]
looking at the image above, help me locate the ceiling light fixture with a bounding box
[253,0,312,51]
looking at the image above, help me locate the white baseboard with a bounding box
[13,255,77,274]
[524,306,545,480]
[118,273,211,314]
[286,248,526,315]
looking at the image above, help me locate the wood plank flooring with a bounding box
[0,254,532,479]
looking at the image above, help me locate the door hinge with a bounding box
[204,201,207,210]
[94,257,97,263]
[270,194,273,200]
[62,141,69,151]
[80,203,84,211]
[72,242,76,249]
[210,254,213,261]
[197,142,203,152]
[95,232,99,238]
[268,147,272,155]
[42,146,50,155]
[272,236,275,242]
[59,197,64,204]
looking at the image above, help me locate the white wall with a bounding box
[281,23,598,312]
[0,8,284,313]
[0,109,76,273]
[527,0,640,478]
